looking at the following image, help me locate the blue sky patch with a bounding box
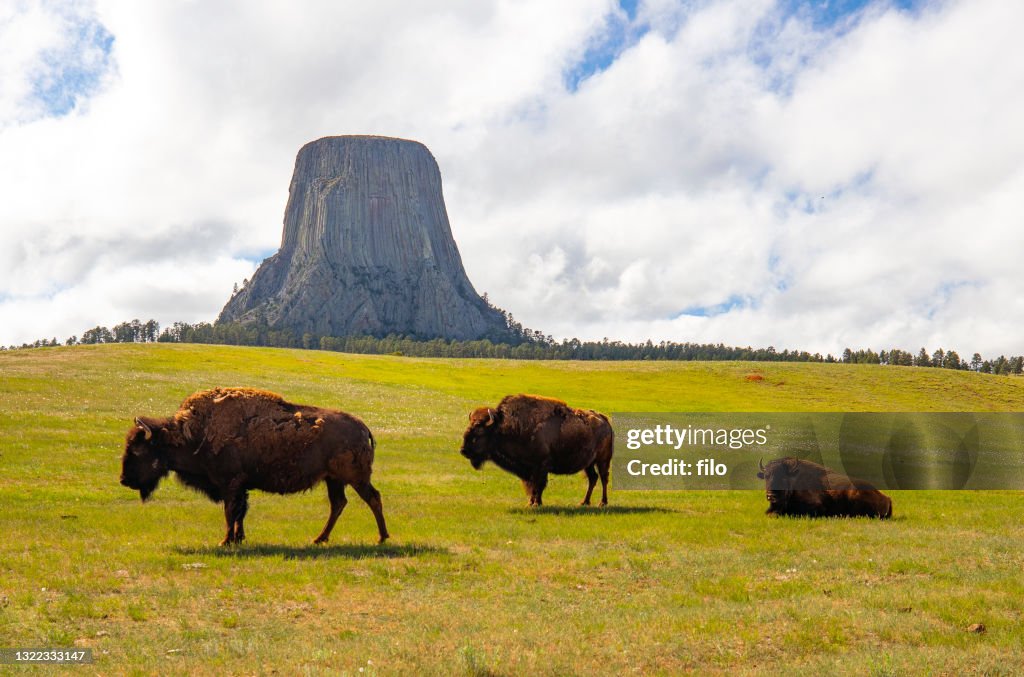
[566,1,926,96]
[29,13,114,118]
[767,251,792,292]
[240,249,279,266]
[564,1,649,91]
[778,0,924,31]
[751,0,927,96]
[619,0,640,21]
[675,294,750,318]
[923,279,982,320]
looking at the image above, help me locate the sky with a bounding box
[1,0,1022,356]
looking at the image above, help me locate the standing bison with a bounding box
[120,387,389,545]
[460,394,614,506]
[757,457,892,519]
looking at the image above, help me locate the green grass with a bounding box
[2,343,1024,675]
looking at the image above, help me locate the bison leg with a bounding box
[530,471,548,507]
[352,481,389,544]
[220,501,234,546]
[597,458,610,506]
[220,477,248,546]
[313,479,348,545]
[521,480,536,506]
[233,490,249,543]
[221,499,243,546]
[581,464,599,506]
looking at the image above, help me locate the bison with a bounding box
[757,457,892,519]
[460,394,614,506]
[120,387,389,545]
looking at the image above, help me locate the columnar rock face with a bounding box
[218,136,507,340]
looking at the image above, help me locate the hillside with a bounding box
[2,344,1023,673]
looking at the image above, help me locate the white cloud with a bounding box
[0,1,66,123]
[1,0,1022,357]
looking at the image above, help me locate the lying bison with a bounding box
[120,387,389,545]
[757,457,892,519]
[460,394,614,506]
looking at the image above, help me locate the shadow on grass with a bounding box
[507,505,677,517]
[174,542,447,560]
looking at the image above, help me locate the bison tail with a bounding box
[368,429,376,452]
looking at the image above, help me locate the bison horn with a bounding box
[135,417,153,441]
[486,408,496,426]
[758,457,764,472]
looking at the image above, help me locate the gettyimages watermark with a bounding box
[612,413,1024,490]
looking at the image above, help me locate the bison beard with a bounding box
[757,457,893,519]
[460,394,614,506]
[119,387,389,545]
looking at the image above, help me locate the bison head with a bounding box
[757,457,798,509]
[757,457,825,510]
[460,407,500,469]
[120,417,171,501]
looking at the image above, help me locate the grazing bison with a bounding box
[460,394,614,506]
[120,387,389,545]
[757,457,892,519]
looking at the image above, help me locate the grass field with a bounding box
[2,343,1024,675]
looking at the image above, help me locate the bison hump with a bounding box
[179,387,285,411]
[497,394,571,430]
[499,394,570,412]
[173,387,314,455]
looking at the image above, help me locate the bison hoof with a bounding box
[599,500,608,507]
[312,537,328,545]
[377,534,390,544]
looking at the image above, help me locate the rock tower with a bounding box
[218,136,506,340]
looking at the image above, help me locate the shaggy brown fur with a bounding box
[460,394,614,506]
[120,387,389,545]
[757,457,892,519]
